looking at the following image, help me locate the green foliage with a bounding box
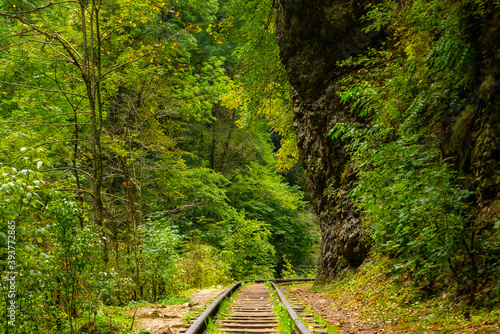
[221,210,276,280]
[0,157,106,332]
[221,0,298,170]
[0,158,49,331]
[349,132,474,286]
[280,256,300,279]
[227,162,319,277]
[0,0,318,331]
[332,0,500,294]
[44,198,104,333]
[179,241,232,289]
[139,218,184,300]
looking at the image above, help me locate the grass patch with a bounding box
[73,306,136,334]
[182,307,199,325]
[205,317,219,334]
[302,305,339,334]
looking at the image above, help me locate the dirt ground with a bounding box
[284,285,398,334]
[131,287,225,334]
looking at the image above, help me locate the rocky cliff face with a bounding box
[274,0,381,280]
[274,0,500,282]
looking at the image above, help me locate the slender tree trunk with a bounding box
[209,121,216,170]
[219,108,236,174]
[72,111,85,229]
[119,154,140,301]
[80,0,106,261]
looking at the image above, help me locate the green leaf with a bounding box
[494,220,500,229]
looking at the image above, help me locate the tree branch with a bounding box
[55,188,94,196]
[0,112,89,124]
[3,13,84,71]
[34,34,76,63]
[17,122,91,127]
[1,51,73,63]
[1,1,79,15]
[142,204,201,218]
[0,80,87,98]
[29,139,91,149]
[99,28,188,80]
[56,33,82,60]
[42,167,93,179]
[103,192,126,201]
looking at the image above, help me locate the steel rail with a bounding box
[184,278,314,334]
[270,281,312,334]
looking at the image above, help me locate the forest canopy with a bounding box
[1,0,500,333]
[0,0,317,332]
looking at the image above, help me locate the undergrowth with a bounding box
[314,257,500,333]
[330,0,500,301]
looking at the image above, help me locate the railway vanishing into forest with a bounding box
[183,279,329,334]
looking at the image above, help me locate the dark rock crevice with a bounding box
[274,0,381,280]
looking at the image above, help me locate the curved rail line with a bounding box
[184,279,315,334]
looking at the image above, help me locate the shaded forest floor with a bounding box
[284,259,500,333]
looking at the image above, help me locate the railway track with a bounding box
[218,283,277,333]
[184,279,328,334]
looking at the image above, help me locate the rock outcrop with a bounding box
[274,0,381,280]
[274,0,500,282]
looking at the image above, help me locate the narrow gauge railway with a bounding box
[184,280,328,334]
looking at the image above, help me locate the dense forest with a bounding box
[274,0,500,295]
[1,0,499,333]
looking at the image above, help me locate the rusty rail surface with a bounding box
[184,278,314,334]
